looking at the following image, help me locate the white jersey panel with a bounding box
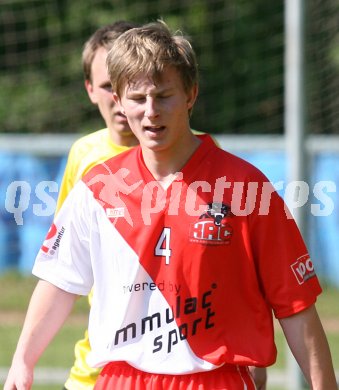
[87,203,218,373]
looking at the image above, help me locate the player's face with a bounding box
[115,66,197,154]
[85,47,136,146]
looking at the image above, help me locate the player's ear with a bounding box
[112,92,120,105]
[85,79,98,104]
[186,83,198,111]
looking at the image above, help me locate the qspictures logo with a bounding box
[84,166,337,228]
[40,223,65,255]
[2,173,336,226]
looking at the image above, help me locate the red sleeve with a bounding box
[248,181,322,319]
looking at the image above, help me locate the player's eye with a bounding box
[101,84,113,93]
[129,96,146,102]
[157,94,171,99]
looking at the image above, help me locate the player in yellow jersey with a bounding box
[58,21,267,390]
[56,22,141,212]
[58,21,140,390]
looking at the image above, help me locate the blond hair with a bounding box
[106,21,198,97]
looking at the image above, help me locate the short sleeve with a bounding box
[249,183,322,319]
[33,181,94,296]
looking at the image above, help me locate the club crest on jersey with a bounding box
[189,202,233,245]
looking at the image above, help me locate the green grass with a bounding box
[32,387,62,390]
[0,272,338,389]
[0,272,88,389]
[316,282,339,317]
[0,271,88,313]
[0,323,87,367]
[270,288,339,374]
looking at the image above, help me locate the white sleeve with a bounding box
[32,181,94,296]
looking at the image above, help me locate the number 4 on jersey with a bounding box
[155,227,172,265]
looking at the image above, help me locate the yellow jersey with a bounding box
[59,128,131,390]
[56,128,131,213]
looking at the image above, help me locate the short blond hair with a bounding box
[106,21,198,97]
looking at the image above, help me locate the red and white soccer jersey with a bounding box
[33,135,321,374]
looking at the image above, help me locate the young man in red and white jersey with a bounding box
[4,21,337,390]
[58,20,259,390]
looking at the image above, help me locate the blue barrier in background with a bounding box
[0,152,20,271]
[0,153,66,274]
[308,154,339,287]
[0,151,338,287]
[238,150,339,287]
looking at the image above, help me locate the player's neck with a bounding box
[142,133,201,189]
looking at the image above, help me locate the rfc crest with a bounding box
[199,202,233,226]
[189,202,233,245]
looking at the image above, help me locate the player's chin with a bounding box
[114,114,129,125]
[114,122,132,133]
[143,138,169,152]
